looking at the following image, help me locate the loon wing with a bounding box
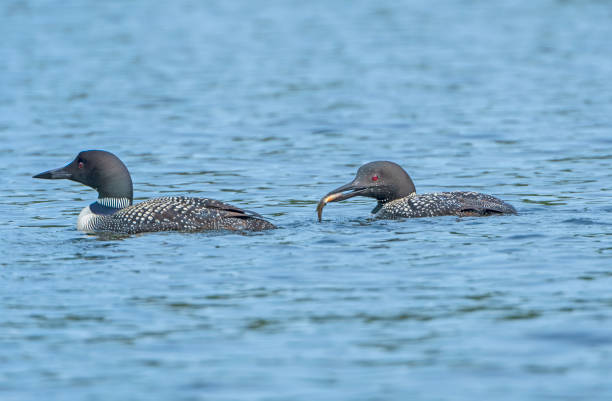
[453,192,516,215]
[195,198,266,219]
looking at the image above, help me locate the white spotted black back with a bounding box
[85,196,275,234]
[377,192,516,219]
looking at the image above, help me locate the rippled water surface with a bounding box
[2,0,612,400]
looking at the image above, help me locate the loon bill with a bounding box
[317,161,516,221]
[33,150,275,234]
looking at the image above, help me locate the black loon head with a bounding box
[317,161,416,220]
[33,150,133,203]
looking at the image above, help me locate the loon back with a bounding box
[34,150,275,233]
[78,196,275,234]
[376,191,517,219]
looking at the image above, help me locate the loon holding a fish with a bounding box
[317,161,516,221]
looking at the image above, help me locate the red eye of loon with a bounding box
[372,175,378,181]
[78,162,84,169]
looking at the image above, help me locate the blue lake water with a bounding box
[2,0,612,399]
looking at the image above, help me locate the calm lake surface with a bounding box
[2,0,612,400]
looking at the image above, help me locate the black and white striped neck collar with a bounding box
[90,198,130,216]
[97,197,131,209]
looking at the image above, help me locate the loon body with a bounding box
[34,150,275,234]
[317,161,516,221]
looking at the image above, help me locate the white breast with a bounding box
[77,206,99,233]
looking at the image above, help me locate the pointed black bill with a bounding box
[316,181,368,222]
[33,166,73,180]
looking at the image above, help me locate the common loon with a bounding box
[33,150,275,234]
[317,161,516,221]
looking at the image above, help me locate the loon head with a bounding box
[316,161,416,221]
[33,150,134,203]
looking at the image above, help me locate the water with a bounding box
[2,0,612,399]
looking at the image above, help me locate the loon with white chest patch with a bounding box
[33,150,275,234]
[317,161,516,221]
